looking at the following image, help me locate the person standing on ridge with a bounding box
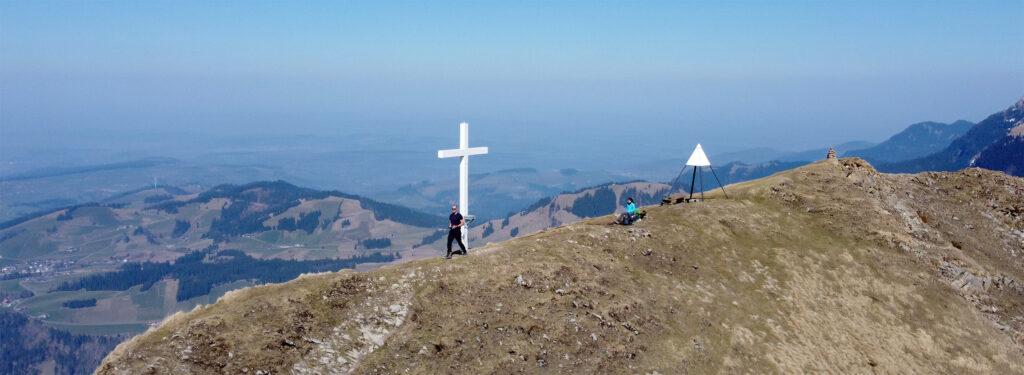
[446,205,467,259]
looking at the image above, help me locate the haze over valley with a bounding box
[2,1,1023,373]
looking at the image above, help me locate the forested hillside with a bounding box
[974,122,1024,177]
[880,96,1024,174]
[54,249,397,301]
[98,159,1024,374]
[1,310,123,374]
[845,120,974,163]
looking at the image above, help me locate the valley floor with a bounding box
[98,159,1024,374]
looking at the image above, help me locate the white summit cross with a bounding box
[437,122,488,248]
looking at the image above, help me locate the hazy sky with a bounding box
[2,1,1023,160]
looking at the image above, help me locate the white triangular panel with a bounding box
[685,144,711,166]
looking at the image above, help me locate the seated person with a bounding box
[619,197,639,225]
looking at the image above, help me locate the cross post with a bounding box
[437,122,488,248]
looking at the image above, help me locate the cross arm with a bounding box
[438,147,489,159]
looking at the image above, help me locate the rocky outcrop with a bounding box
[98,159,1024,374]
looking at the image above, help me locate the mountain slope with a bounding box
[708,141,876,166]
[774,140,875,162]
[374,168,632,221]
[1,310,123,374]
[0,181,447,347]
[713,160,809,185]
[0,158,300,223]
[709,147,787,164]
[881,96,1024,173]
[97,158,1024,374]
[685,119,974,189]
[974,121,1024,177]
[846,120,974,163]
[472,182,670,244]
[0,181,445,264]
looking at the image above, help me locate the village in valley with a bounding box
[2,1,1022,373]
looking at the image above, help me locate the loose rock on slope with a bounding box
[98,158,1024,374]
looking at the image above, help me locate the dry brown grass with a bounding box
[97,159,1024,374]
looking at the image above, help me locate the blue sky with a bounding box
[2,1,1023,159]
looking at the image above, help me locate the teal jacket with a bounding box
[626,202,636,214]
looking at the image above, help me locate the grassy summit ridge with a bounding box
[97,159,1024,374]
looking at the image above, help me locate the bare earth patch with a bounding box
[97,159,1024,374]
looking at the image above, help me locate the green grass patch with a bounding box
[183,280,256,306]
[129,281,168,308]
[0,278,30,294]
[75,206,120,227]
[18,290,118,315]
[258,231,283,243]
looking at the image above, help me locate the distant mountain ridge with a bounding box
[691,96,1020,183]
[0,181,447,266]
[776,141,876,163]
[879,96,1024,175]
[974,120,1024,176]
[0,157,179,182]
[472,181,670,244]
[374,168,633,221]
[845,120,974,163]
[645,124,958,190]
[147,180,445,241]
[0,180,454,371]
[714,160,810,185]
[709,141,875,165]
[96,159,1024,374]
[7,96,1024,373]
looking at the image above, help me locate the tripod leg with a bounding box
[709,166,729,199]
[699,167,704,201]
[688,166,697,200]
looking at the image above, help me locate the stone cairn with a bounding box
[826,147,837,159]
